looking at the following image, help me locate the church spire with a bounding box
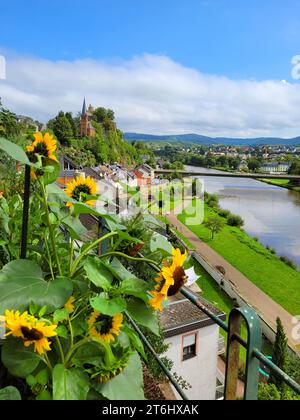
[81,98,87,117]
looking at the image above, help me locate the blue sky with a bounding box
[1,0,300,136]
[1,0,300,80]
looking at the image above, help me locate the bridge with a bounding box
[154,169,300,182]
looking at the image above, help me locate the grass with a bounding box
[262,179,300,192]
[185,257,248,361]
[178,200,300,316]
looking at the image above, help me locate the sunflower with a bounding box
[64,296,75,314]
[26,132,58,163]
[88,311,123,343]
[65,176,97,207]
[4,310,57,355]
[149,248,188,311]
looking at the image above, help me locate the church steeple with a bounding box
[81,98,87,117]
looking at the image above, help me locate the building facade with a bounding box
[161,295,226,400]
[80,99,96,137]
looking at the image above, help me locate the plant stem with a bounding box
[69,239,75,273]
[44,238,55,281]
[65,337,90,366]
[43,353,53,371]
[99,251,161,268]
[70,231,118,277]
[40,180,62,277]
[55,336,66,366]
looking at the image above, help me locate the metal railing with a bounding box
[137,253,300,401]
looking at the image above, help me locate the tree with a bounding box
[0,100,19,138]
[47,111,73,146]
[269,318,288,391]
[248,159,261,172]
[65,112,78,138]
[204,216,224,239]
[289,159,300,175]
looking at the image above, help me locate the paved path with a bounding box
[167,212,300,351]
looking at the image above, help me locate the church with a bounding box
[79,99,96,137]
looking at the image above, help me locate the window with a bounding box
[182,333,197,361]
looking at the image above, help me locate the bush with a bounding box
[280,256,297,270]
[227,214,244,228]
[218,209,230,218]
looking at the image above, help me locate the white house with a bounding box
[161,294,226,400]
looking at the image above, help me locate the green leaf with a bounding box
[36,369,49,386]
[0,260,73,314]
[56,325,69,339]
[62,216,87,240]
[53,308,69,323]
[120,278,149,302]
[36,389,52,400]
[84,257,113,291]
[123,326,147,360]
[42,160,61,186]
[0,137,34,167]
[150,233,173,255]
[2,338,41,378]
[0,386,21,400]
[105,258,138,282]
[127,299,160,336]
[52,365,89,401]
[94,353,144,400]
[90,295,126,316]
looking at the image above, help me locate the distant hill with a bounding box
[124,132,300,146]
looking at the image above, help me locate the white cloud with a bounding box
[1,51,300,138]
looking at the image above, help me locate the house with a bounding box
[260,161,292,174]
[161,293,226,400]
[80,99,96,137]
[134,164,154,186]
[58,154,81,186]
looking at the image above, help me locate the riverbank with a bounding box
[261,178,300,193]
[178,199,300,316]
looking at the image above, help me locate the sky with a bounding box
[1,0,300,137]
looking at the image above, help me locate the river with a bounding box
[185,165,300,268]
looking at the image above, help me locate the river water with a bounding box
[185,165,300,268]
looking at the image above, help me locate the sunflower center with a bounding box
[95,315,113,335]
[71,185,92,202]
[167,267,187,296]
[21,326,44,341]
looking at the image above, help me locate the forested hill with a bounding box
[124,132,300,146]
[0,101,154,168]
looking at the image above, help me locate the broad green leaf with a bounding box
[120,278,149,303]
[53,308,69,323]
[0,137,34,167]
[53,364,89,401]
[2,338,41,378]
[94,352,144,400]
[105,258,138,282]
[62,215,87,240]
[150,233,173,255]
[90,295,126,316]
[84,257,113,291]
[36,369,49,386]
[123,326,147,360]
[0,260,73,314]
[56,325,69,339]
[127,299,160,336]
[36,390,52,400]
[0,386,21,400]
[42,160,61,186]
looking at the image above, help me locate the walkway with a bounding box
[167,212,300,351]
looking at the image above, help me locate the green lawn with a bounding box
[262,179,300,192]
[179,200,300,316]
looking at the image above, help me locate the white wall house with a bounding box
[161,295,226,400]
